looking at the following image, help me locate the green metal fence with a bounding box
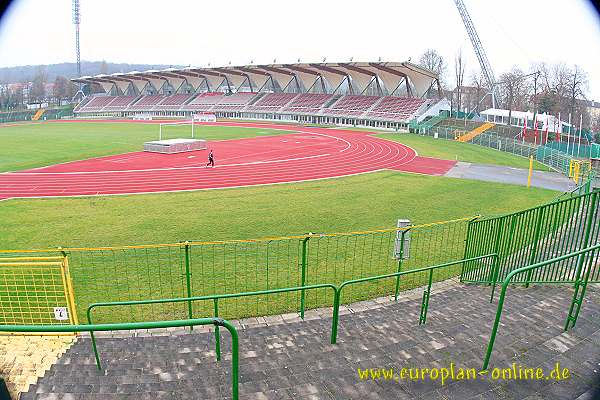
[0,106,73,123]
[0,109,35,123]
[461,190,600,285]
[539,141,600,159]
[0,217,472,324]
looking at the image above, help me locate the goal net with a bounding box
[158,121,196,141]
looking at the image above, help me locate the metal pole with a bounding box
[489,217,505,302]
[214,298,221,361]
[419,269,434,325]
[299,236,310,319]
[330,288,341,344]
[394,230,406,301]
[184,242,193,327]
[482,280,508,370]
[567,113,572,155]
[577,113,582,157]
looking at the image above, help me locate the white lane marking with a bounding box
[0,170,387,201]
[6,153,332,176]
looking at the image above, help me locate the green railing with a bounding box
[482,243,600,370]
[462,190,600,285]
[329,254,498,344]
[86,283,337,365]
[85,254,497,362]
[0,317,240,399]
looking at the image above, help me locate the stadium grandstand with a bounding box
[71,61,450,129]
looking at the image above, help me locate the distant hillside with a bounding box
[0,61,184,83]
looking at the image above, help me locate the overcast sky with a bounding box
[1,0,599,100]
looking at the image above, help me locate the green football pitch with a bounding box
[0,120,559,249]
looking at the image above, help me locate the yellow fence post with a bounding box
[61,253,79,325]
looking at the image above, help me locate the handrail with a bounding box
[0,317,239,400]
[330,254,498,343]
[87,283,337,363]
[482,243,600,370]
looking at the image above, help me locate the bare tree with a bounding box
[549,63,572,115]
[29,66,47,103]
[419,49,447,92]
[468,72,486,113]
[568,65,588,117]
[531,63,589,128]
[53,76,70,105]
[496,68,532,125]
[454,50,466,113]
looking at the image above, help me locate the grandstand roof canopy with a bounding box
[71,61,439,98]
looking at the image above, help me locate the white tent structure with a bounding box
[480,108,571,133]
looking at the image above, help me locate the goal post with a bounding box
[158,121,195,141]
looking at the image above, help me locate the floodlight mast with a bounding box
[72,0,85,101]
[453,0,497,108]
[72,0,81,77]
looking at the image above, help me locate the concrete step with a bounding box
[21,283,600,399]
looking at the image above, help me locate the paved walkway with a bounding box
[19,281,600,399]
[445,162,575,191]
[0,335,74,398]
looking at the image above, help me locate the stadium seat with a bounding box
[245,93,299,113]
[321,95,381,118]
[282,93,333,114]
[184,92,225,111]
[156,94,195,109]
[78,96,118,112]
[103,96,137,111]
[366,96,427,121]
[128,95,166,110]
[212,92,258,112]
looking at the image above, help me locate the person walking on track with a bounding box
[206,149,215,167]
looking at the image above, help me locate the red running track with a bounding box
[0,121,456,200]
